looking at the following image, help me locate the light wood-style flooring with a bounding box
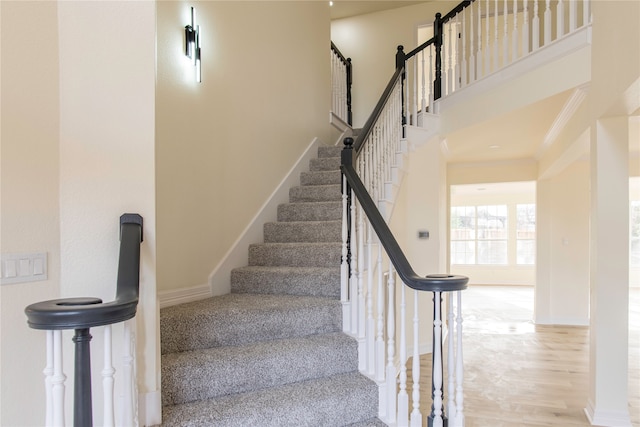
[409,285,640,427]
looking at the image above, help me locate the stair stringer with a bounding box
[206,137,322,298]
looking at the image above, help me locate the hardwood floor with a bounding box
[408,285,640,427]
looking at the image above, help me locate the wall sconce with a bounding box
[185,7,202,83]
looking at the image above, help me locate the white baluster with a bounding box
[122,318,139,427]
[44,330,54,427]
[503,0,509,66]
[386,266,397,423]
[461,9,467,87]
[397,284,409,427]
[432,292,444,427]
[367,223,375,375]
[410,290,422,427]
[512,0,519,60]
[412,58,418,125]
[476,0,483,79]
[350,189,358,335]
[357,203,366,371]
[493,0,499,70]
[469,2,476,82]
[102,325,115,427]
[341,175,351,332]
[420,49,427,111]
[454,291,465,427]
[569,0,577,32]
[557,0,565,39]
[447,22,453,95]
[583,0,591,25]
[429,44,435,107]
[447,294,457,423]
[376,243,387,419]
[533,0,540,50]
[455,14,461,90]
[544,0,552,45]
[52,330,66,427]
[523,0,530,55]
[485,0,491,75]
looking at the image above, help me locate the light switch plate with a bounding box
[1,253,48,285]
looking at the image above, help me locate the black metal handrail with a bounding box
[25,213,144,427]
[331,41,353,126]
[341,139,467,293]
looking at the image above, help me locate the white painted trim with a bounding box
[535,316,589,327]
[538,129,590,180]
[330,111,353,146]
[207,137,322,296]
[158,283,212,308]
[584,399,633,427]
[138,390,162,426]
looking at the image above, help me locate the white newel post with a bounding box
[102,325,115,427]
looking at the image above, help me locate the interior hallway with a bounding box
[413,285,640,426]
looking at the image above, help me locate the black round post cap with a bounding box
[344,137,354,148]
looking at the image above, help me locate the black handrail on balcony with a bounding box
[25,213,144,427]
[331,41,353,126]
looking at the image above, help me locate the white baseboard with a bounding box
[207,137,322,296]
[158,283,212,309]
[138,390,162,426]
[584,398,632,427]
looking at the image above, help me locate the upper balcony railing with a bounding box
[331,41,353,126]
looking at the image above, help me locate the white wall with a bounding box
[1,1,158,425]
[156,1,331,294]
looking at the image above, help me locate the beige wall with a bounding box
[1,1,158,425]
[156,1,331,293]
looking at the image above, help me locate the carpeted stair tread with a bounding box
[161,371,379,427]
[160,293,341,355]
[301,170,342,186]
[248,242,341,267]
[345,418,388,427]
[290,184,341,202]
[162,332,357,406]
[277,201,342,222]
[318,145,343,158]
[231,266,340,298]
[264,220,341,243]
[310,156,341,171]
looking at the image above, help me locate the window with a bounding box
[516,204,536,265]
[451,205,508,265]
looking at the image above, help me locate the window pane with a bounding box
[451,206,476,240]
[450,240,475,264]
[517,240,535,265]
[477,240,507,264]
[477,205,507,240]
[517,204,536,239]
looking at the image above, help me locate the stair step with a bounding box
[318,145,343,158]
[277,201,342,222]
[160,293,341,354]
[310,156,341,171]
[264,220,341,243]
[290,184,341,202]
[346,419,388,427]
[161,371,379,427]
[301,169,342,186]
[162,332,357,406]
[231,266,340,298]
[248,242,341,267]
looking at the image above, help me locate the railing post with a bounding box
[72,328,93,427]
[346,58,353,126]
[396,45,406,128]
[434,13,443,100]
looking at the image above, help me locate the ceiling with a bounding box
[330,1,430,20]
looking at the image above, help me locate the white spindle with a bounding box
[420,49,427,111]
[569,0,577,31]
[350,189,358,336]
[533,0,540,49]
[461,9,467,87]
[557,0,565,39]
[410,290,422,427]
[469,2,476,82]
[477,0,483,79]
[367,224,375,375]
[44,330,54,427]
[523,0,530,55]
[102,325,115,427]
[544,0,552,45]
[52,330,66,427]
[358,204,367,371]
[503,0,509,66]
[412,59,418,125]
[341,175,350,332]
[454,291,465,426]
[447,294,457,422]
[493,0,499,70]
[386,266,397,422]
[512,0,519,60]
[455,14,461,91]
[485,0,491,75]
[376,243,387,419]
[429,44,435,106]
[122,319,138,427]
[447,22,453,95]
[583,0,590,25]
[432,292,444,427]
[397,285,409,427]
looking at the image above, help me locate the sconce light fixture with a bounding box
[185,7,202,82]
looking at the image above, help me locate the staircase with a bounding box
[160,145,385,426]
